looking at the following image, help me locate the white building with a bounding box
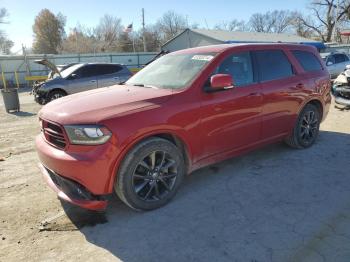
[161,29,325,52]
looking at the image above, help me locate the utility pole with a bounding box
[142,8,147,52]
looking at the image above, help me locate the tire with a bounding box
[48,90,66,102]
[114,137,185,211]
[285,104,320,149]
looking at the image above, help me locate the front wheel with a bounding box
[285,104,320,149]
[114,138,185,211]
[48,90,66,102]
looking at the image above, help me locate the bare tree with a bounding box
[290,12,315,38]
[94,14,122,51]
[0,8,13,54]
[61,25,98,53]
[215,19,248,31]
[249,10,295,33]
[296,0,350,42]
[157,11,187,40]
[32,9,66,54]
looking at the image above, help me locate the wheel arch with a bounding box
[108,130,193,193]
[307,99,323,120]
[48,88,68,97]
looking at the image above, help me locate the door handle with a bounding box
[90,80,96,83]
[248,92,259,97]
[296,83,304,89]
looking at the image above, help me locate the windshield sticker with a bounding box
[191,55,214,61]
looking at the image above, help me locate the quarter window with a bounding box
[255,50,293,82]
[214,51,255,86]
[292,50,323,72]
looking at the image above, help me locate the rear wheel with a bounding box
[48,90,66,102]
[285,104,320,149]
[114,138,185,211]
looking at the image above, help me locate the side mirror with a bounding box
[210,74,234,90]
[326,61,334,66]
[69,73,78,79]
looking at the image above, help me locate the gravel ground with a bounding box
[0,90,350,262]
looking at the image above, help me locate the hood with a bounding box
[39,85,174,124]
[35,59,61,77]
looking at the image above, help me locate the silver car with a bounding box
[33,60,132,104]
[321,52,350,78]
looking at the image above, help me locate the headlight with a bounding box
[64,125,112,145]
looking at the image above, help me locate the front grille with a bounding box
[42,120,67,149]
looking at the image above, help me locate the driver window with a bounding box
[214,51,255,87]
[327,55,335,65]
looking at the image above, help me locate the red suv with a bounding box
[36,44,331,211]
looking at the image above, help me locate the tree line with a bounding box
[1,0,350,55]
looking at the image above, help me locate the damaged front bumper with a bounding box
[38,163,109,211]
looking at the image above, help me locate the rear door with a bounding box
[66,65,98,94]
[97,64,131,88]
[254,49,302,140]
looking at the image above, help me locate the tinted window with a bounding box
[327,55,335,64]
[292,50,322,72]
[74,65,100,78]
[255,50,293,81]
[334,54,349,63]
[97,64,123,75]
[215,51,255,86]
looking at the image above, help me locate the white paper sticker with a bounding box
[191,55,214,61]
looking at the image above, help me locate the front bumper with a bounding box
[36,133,120,210]
[39,163,108,210]
[34,90,48,105]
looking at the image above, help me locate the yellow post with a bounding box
[14,71,19,89]
[1,71,6,90]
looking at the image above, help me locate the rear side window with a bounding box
[334,54,349,64]
[99,65,123,75]
[255,50,293,82]
[75,65,100,78]
[97,64,123,75]
[292,50,323,72]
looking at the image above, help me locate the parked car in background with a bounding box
[36,43,331,211]
[34,59,79,80]
[321,52,350,78]
[32,62,132,104]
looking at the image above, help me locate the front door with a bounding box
[67,65,98,94]
[199,51,262,158]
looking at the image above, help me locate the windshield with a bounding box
[126,52,217,89]
[60,64,83,78]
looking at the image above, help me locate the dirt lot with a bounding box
[1,90,350,262]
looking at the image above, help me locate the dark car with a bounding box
[33,62,132,104]
[36,43,331,211]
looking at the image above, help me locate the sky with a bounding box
[1,0,310,53]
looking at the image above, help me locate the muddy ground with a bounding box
[1,89,350,262]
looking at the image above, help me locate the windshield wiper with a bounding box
[130,83,159,89]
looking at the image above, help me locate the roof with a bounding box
[191,29,319,43]
[162,28,325,50]
[173,43,317,55]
